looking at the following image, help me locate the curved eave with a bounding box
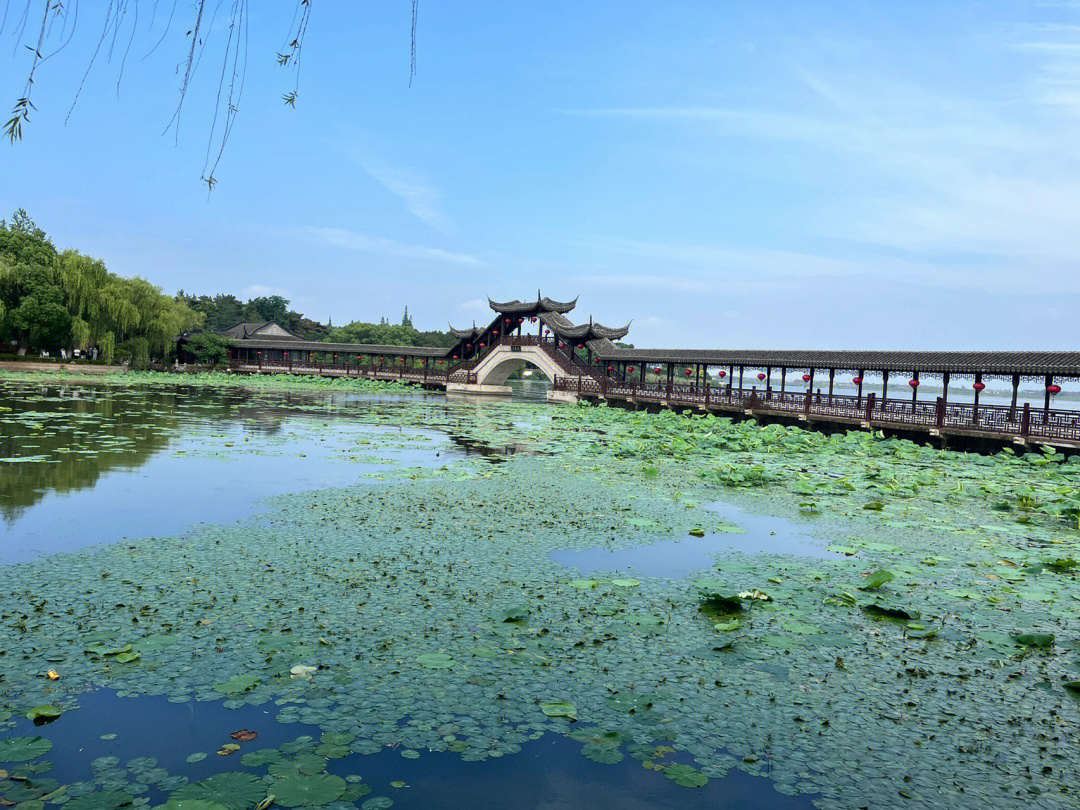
[488,295,578,314]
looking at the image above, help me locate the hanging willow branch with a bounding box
[2,0,421,189]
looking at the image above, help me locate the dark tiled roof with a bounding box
[220,322,303,341]
[217,337,450,358]
[596,348,1080,376]
[448,324,484,340]
[488,293,577,315]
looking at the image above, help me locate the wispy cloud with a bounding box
[363,165,453,232]
[304,227,485,267]
[243,284,290,298]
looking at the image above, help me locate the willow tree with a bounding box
[4,1,419,189]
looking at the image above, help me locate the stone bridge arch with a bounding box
[471,345,566,387]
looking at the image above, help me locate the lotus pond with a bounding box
[2,370,1080,810]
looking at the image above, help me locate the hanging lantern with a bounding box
[505,318,511,324]
[973,381,985,391]
[607,365,614,372]
[466,344,472,349]
[909,379,919,388]
[802,373,811,382]
[757,372,766,381]
[654,367,662,375]
[852,376,862,385]
[518,317,524,323]
[685,369,693,377]
[577,343,584,349]
[628,366,636,373]
[257,351,262,355]
[594,358,600,364]
[379,356,384,361]
[452,355,459,360]
[719,371,727,379]
[438,360,445,366]
[1048,384,1062,395]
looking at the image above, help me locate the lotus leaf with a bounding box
[539,702,577,720]
[0,738,52,764]
[271,775,345,808]
[415,654,454,670]
[663,764,708,788]
[172,773,265,810]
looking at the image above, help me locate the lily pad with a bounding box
[0,737,53,763]
[272,775,346,808]
[415,653,454,670]
[539,702,577,720]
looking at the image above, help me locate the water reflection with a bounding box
[0,379,452,564]
[1,688,815,810]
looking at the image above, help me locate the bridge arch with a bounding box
[470,345,567,387]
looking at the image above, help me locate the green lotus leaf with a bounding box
[663,764,708,788]
[172,773,266,810]
[211,674,261,695]
[268,753,327,778]
[0,737,53,763]
[65,791,133,810]
[1014,632,1054,649]
[25,707,61,723]
[539,701,577,720]
[272,775,346,808]
[415,653,454,670]
[858,570,895,591]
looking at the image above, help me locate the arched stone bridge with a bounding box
[178,292,1080,451]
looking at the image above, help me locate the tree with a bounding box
[185,332,231,365]
[4,2,420,188]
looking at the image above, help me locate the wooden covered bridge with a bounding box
[178,294,1080,450]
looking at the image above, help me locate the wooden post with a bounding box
[942,372,950,405]
[866,392,876,422]
[936,396,945,428]
[781,366,787,394]
[881,370,889,406]
[1010,374,1019,421]
[911,371,919,407]
[739,365,744,390]
[1044,374,1053,414]
[973,372,982,424]
[1021,402,1031,437]
[828,368,835,404]
[766,366,772,400]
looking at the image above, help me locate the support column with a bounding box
[828,368,835,403]
[942,372,950,405]
[973,372,982,424]
[911,371,919,406]
[781,366,786,394]
[1045,374,1053,414]
[1010,374,1020,421]
[882,370,889,406]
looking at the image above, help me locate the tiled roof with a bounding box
[596,348,1080,376]
[488,293,577,315]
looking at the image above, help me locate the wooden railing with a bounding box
[551,378,1080,443]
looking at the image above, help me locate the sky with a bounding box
[1,1,1078,350]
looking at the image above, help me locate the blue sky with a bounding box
[2,1,1078,349]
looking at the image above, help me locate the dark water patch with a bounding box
[0,689,815,810]
[551,502,836,578]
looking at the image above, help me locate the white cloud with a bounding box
[243,284,290,298]
[304,227,485,267]
[363,165,453,232]
[457,298,489,313]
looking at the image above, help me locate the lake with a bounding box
[2,370,1078,810]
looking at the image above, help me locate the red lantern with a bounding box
[973,381,985,391]
[505,318,510,324]
[607,365,614,372]
[852,376,862,385]
[654,367,662,375]
[466,344,472,349]
[257,351,262,355]
[379,356,384,361]
[577,344,584,349]
[1048,384,1062,395]
[628,366,636,373]
[333,354,338,360]
[909,379,919,388]
[802,373,811,382]
[718,371,727,379]
[452,355,459,360]
[594,358,600,364]
[518,317,524,323]
[438,360,445,366]
[757,372,766,381]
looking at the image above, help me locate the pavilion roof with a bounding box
[488,292,577,315]
[596,348,1080,376]
[447,323,485,340]
[220,321,303,341]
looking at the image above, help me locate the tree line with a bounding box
[1,211,456,366]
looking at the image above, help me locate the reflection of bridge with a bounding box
[179,293,1080,450]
